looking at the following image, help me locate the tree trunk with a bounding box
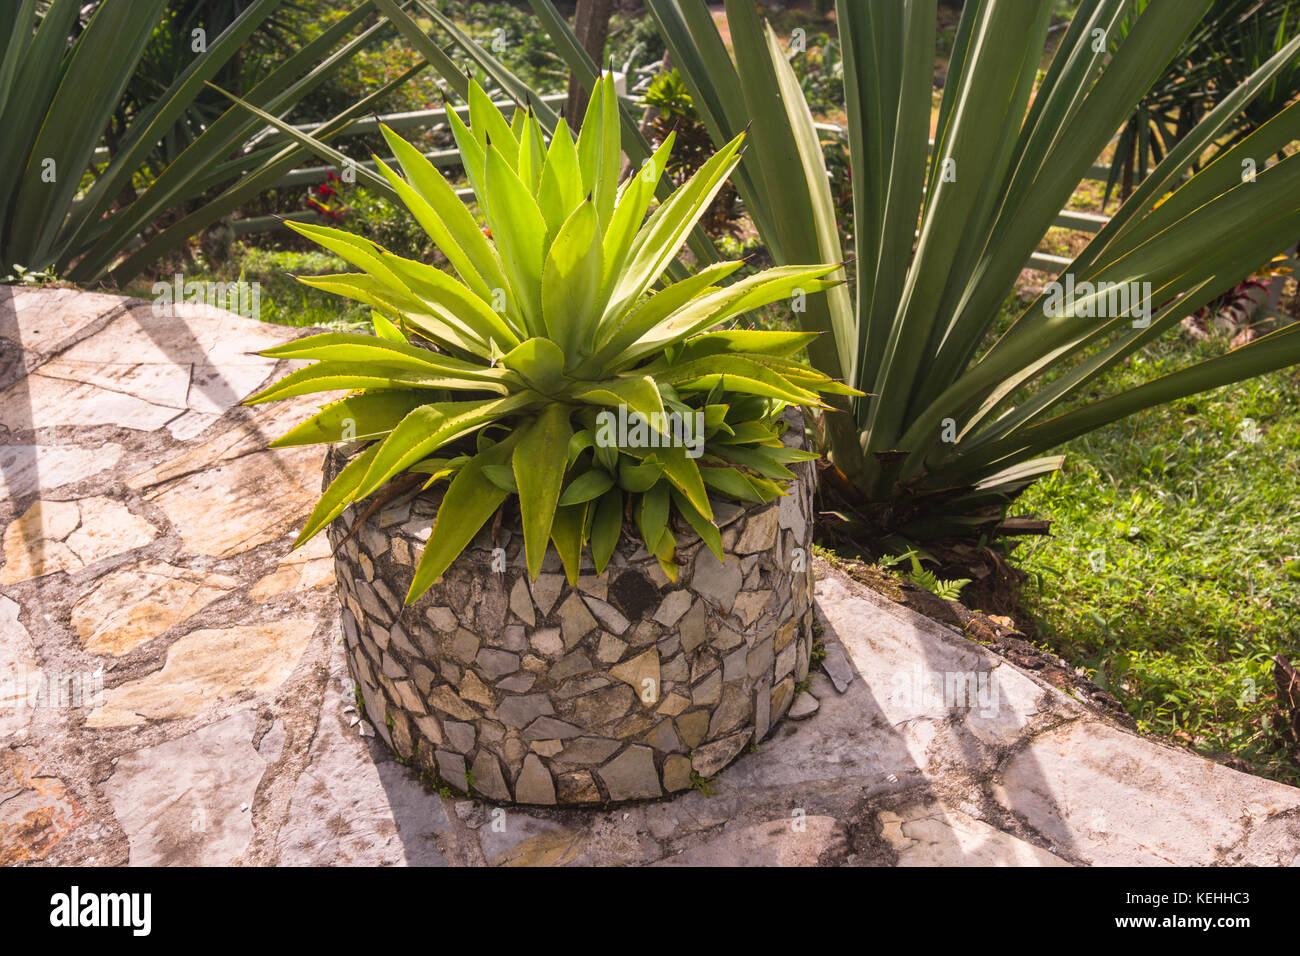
[565,0,613,127]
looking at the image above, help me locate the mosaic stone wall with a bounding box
[325,411,816,805]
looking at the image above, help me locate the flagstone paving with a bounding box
[3,287,1299,867]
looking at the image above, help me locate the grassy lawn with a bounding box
[1011,332,1300,785]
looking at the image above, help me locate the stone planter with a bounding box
[326,409,816,805]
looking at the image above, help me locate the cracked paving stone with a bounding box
[0,496,158,584]
[87,619,315,728]
[103,712,265,866]
[72,561,239,656]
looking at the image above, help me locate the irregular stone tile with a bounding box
[459,671,496,708]
[879,802,1069,867]
[691,551,743,613]
[662,755,692,793]
[676,710,709,749]
[653,590,692,627]
[508,576,535,626]
[427,686,478,721]
[778,483,807,539]
[0,496,158,584]
[820,640,855,693]
[60,302,289,373]
[87,619,314,728]
[708,681,751,737]
[496,673,536,693]
[575,574,607,600]
[0,443,122,500]
[554,736,621,766]
[528,627,564,659]
[0,373,182,431]
[610,648,660,706]
[691,730,752,777]
[146,446,322,558]
[278,676,450,865]
[0,749,88,865]
[514,753,557,805]
[598,746,661,801]
[529,573,565,617]
[72,561,238,655]
[481,815,581,866]
[789,693,820,720]
[691,670,721,707]
[556,771,602,804]
[103,712,264,866]
[1,288,124,355]
[734,508,779,554]
[450,628,479,663]
[495,694,554,730]
[470,750,511,802]
[549,651,591,682]
[754,677,772,741]
[443,721,476,754]
[643,719,683,753]
[656,692,690,717]
[426,606,457,632]
[678,599,708,653]
[435,750,468,790]
[0,596,39,741]
[556,592,597,648]
[595,632,627,664]
[583,594,629,634]
[564,686,634,728]
[476,648,520,679]
[992,720,1300,866]
[38,355,193,410]
[523,716,584,740]
[655,815,847,867]
[127,396,323,491]
[733,589,772,627]
[164,410,221,442]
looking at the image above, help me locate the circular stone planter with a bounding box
[326,409,816,805]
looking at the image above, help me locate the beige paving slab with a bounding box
[87,619,316,728]
[0,288,124,355]
[0,496,158,584]
[71,561,240,656]
[0,443,123,500]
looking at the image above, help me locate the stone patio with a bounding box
[2,287,1298,866]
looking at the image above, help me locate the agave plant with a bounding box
[246,73,853,603]
[0,0,417,283]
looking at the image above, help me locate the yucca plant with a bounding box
[0,0,419,283]
[245,73,853,603]
[1106,0,1300,201]
[627,0,1300,539]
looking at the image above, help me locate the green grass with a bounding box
[1011,331,1300,785]
[122,243,372,330]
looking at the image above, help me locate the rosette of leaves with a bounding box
[248,74,854,603]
